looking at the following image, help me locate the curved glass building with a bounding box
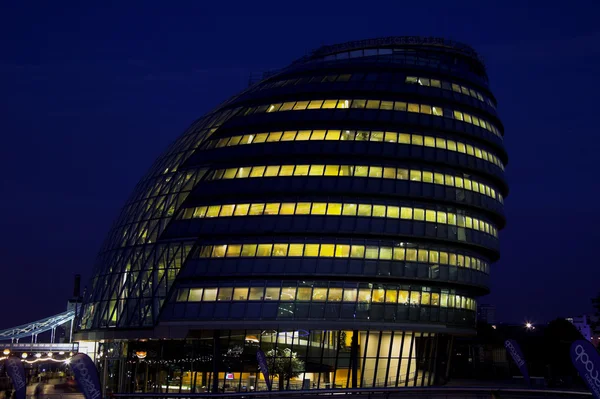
[77,36,507,392]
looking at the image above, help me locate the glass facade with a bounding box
[77,36,507,391]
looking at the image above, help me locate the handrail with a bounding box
[112,386,592,398]
[0,310,75,340]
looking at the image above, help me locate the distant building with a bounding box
[477,304,496,324]
[567,315,592,341]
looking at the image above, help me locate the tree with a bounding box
[265,348,305,391]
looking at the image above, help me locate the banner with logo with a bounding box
[504,339,530,385]
[256,349,272,391]
[5,358,26,399]
[571,340,600,399]
[70,353,102,399]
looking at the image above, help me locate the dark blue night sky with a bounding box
[1,1,598,329]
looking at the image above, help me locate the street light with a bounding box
[21,353,28,359]
[525,322,534,330]
[3,349,9,356]
[35,353,42,358]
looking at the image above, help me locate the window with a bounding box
[203,288,218,301]
[249,287,264,300]
[217,288,233,301]
[189,288,203,301]
[234,288,249,300]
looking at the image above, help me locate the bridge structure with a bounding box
[0,309,79,354]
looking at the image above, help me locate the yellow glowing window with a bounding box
[406,76,418,84]
[422,292,431,306]
[387,206,400,218]
[431,79,441,88]
[309,165,324,176]
[328,288,343,301]
[466,216,473,228]
[233,288,249,300]
[383,167,396,179]
[372,288,385,303]
[193,207,207,218]
[288,244,303,256]
[400,207,412,220]
[455,177,464,188]
[380,247,392,260]
[325,130,341,140]
[424,137,435,147]
[219,205,235,217]
[322,100,338,109]
[396,100,408,110]
[250,166,265,177]
[457,254,464,266]
[265,288,280,300]
[212,245,227,257]
[198,246,212,257]
[453,111,464,121]
[304,244,320,256]
[420,104,432,114]
[380,101,394,110]
[237,168,250,178]
[397,169,409,180]
[296,130,311,140]
[399,290,409,304]
[296,202,311,215]
[222,168,236,179]
[279,165,294,176]
[206,205,220,218]
[385,289,398,303]
[280,203,296,215]
[366,100,380,109]
[371,131,384,141]
[452,84,461,92]
[472,117,480,127]
[279,102,294,111]
[343,288,357,302]
[232,204,248,216]
[280,287,296,301]
[372,205,386,217]
[323,165,338,176]
[188,288,203,301]
[437,212,447,224]
[412,135,424,145]
[351,99,366,109]
[264,165,280,177]
[425,210,436,222]
[414,208,425,221]
[432,106,443,116]
[280,131,296,141]
[250,133,266,143]
[422,171,433,183]
[342,203,357,216]
[369,166,383,178]
[445,175,455,186]
[297,287,311,301]
[464,179,472,190]
[311,130,326,140]
[350,245,365,258]
[399,133,411,144]
[226,244,242,257]
[418,249,428,262]
[429,251,439,263]
[408,103,419,113]
[357,204,372,216]
[308,100,324,109]
[312,203,327,215]
[256,244,273,257]
[293,101,309,110]
[447,213,457,225]
[365,246,378,259]
[272,244,288,256]
[393,247,405,260]
[354,166,368,177]
[410,170,421,181]
[228,136,242,146]
[358,289,371,303]
[410,291,421,304]
[327,203,342,215]
[436,138,446,149]
[335,244,350,257]
[266,104,280,113]
[385,132,398,142]
[267,132,282,142]
[294,165,309,176]
[406,248,417,261]
[464,114,472,124]
[249,203,265,215]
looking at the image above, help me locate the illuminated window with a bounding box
[256,244,272,257]
[234,288,249,300]
[189,288,203,301]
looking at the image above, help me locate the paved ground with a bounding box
[23,379,83,399]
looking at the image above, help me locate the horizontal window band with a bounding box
[205,129,504,171]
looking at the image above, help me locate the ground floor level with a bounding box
[84,329,455,393]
